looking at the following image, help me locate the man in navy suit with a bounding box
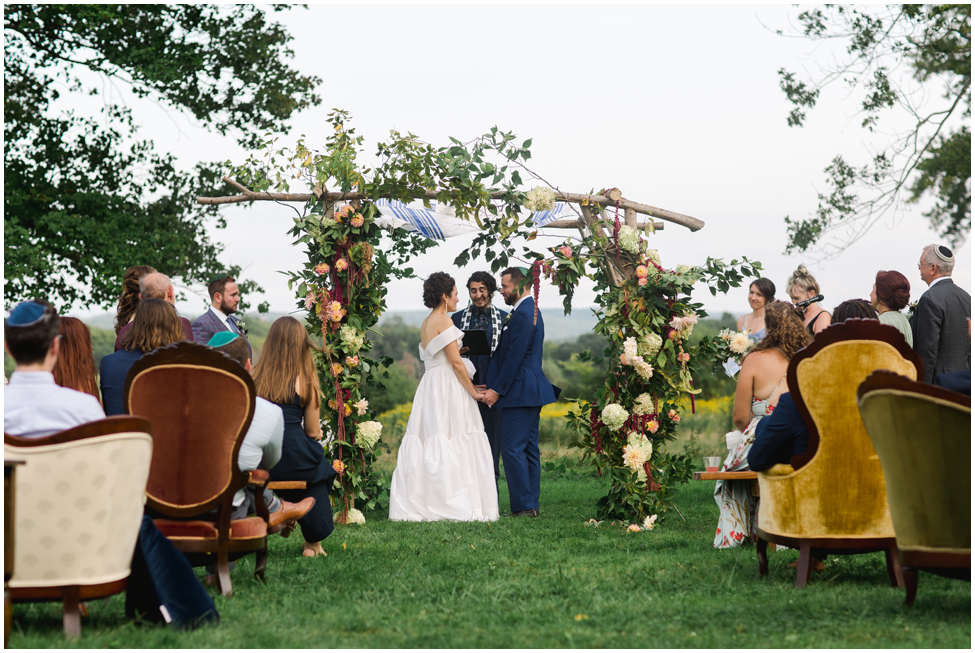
[483,267,559,517]
[191,274,251,356]
[451,271,508,485]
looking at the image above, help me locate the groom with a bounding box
[482,267,560,517]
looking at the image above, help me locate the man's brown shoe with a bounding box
[268,497,315,533]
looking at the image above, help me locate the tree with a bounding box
[4,5,321,311]
[777,4,970,256]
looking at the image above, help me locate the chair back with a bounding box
[858,371,971,557]
[124,341,255,517]
[4,417,152,588]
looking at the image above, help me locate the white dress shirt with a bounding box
[233,397,285,506]
[4,371,106,438]
[208,305,239,333]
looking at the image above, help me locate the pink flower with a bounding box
[667,328,679,340]
[638,278,648,287]
[332,459,345,474]
[680,352,691,363]
[648,419,659,434]
[351,214,365,228]
[635,265,648,279]
[345,355,360,367]
[627,524,642,533]
[335,258,348,272]
[330,310,344,323]
[669,409,680,423]
[559,245,573,258]
[314,262,330,275]
[336,205,352,218]
[330,362,344,376]
[305,292,317,309]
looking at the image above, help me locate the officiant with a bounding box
[452,271,508,485]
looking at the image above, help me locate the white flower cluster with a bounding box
[729,332,753,355]
[340,325,365,353]
[632,393,654,416]
[356,420,383,450]
[620,337,654,380]
[601,403,629,431]
[346,508,366,525]
[675,264,699,281]
[354,398,369,416]
[638,332,663,359]
[643,514,658,530]
[623,430,653,471]
[524,186,556,212]
[669,313,698,339]
[645,248,662,267]
[618,225,641,254]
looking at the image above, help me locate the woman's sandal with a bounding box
[302,542,326,558]
[279,521,297,538]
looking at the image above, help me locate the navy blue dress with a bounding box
[268,395,337,542]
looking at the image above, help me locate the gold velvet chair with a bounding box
[124,341,270,597]
[755,319,921,587]
[857,370,971,605]
[4,417,153,638]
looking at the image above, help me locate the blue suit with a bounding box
[452,306,507,484]
[191,309,251,357]
[486,297,559,512]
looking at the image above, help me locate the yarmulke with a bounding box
[6,301,47,327]
[935,245,954,262]
[209,272,231,284]
[207,332,240,348]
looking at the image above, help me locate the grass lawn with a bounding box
[9,460,970,648]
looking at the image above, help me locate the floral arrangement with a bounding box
[708,328,755,378]
[524,186,556,212]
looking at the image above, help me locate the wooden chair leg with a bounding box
[795,543,812,588]
[885,545,905,588]
[62,586,81,639]
[216,553,233,598]
[757,538,769,576]
[254,544,268,585]
[903,566,919,607]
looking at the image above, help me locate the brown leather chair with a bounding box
[124,341,269,597]
[4,417,153,638]
[857,370,971,605]
[755,319,921,587]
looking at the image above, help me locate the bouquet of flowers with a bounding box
[713,329,755,378]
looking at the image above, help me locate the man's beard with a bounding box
[220,299,237,315]
[503,291,518,306]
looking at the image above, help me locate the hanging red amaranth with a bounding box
[531,260,542,325]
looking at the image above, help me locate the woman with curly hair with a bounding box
[870,270,912,346]
[113,265,156,336]
[714,301,811,548]
[787,265,830,336]
[388,271,499,522]
[52,317,100,404]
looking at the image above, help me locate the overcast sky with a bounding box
[69,3,971,320]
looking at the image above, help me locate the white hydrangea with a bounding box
[729,331,754,355]
[340,325,365,353]
[524,186,556,212]
[669,313,698,339]
[356,420,383,450]
[639,332,663,358]
[346,508,365,525]
[675,264,699,281]
[646,248,662,266]
[618,225,641,254]
[719,328,735,340]
[632,393,654,416]
[621,337,638,364]
[601,403,629,431]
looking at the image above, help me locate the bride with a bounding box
[388,272,500,522]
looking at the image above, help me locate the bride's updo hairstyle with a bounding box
[874,270,911,311]
[747,301,811,360]
[423,272,456,309]
[786,264,821,299]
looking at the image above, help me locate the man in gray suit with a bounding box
[192,274,251,356]
[910,244,971,384]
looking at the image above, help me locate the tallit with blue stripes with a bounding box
[373,199,573,241]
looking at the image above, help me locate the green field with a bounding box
[9,461,970,648]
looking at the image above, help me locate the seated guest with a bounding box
[52,317,101,405]
[4,301,105,437]
[206,332,314,536]
[831,299,878,322]
[714,301,811,549]
[100,299,185,415]
[253,317,338,558]
[114,272,194,351]
[787,265,830,335]
[113,265,156,336]
[870,270,912,346]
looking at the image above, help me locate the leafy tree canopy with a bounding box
[4,4,321,311]
[777,4,970,256]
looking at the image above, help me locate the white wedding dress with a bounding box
[388,326,499,522]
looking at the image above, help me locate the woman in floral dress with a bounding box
[714,301,810,548]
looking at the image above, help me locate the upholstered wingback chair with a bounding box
[857,370,971,605]
[4,417,153,638]
[124,340,267,597]
[756,319,921,587]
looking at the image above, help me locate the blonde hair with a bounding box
[786,264,820,297]
[252,316,322,407]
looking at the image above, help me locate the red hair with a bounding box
[52,317,101,404]
[875,270,911,311]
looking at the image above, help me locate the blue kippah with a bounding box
[6,301,47,327]
[207,331,240,348]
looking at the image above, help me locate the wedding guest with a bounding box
[192,273,251,356]
[5,301,105,438]
[714,301,810,549]
[870,270,912,346]
[100,299,185,415]
[115,272,194,351]
[113,265,156,336]
[451,271,509,485]
[252,317,337,558]
[911,244,971,385]
[52,317,101,404]
[831,299,878,322]
[787,265,830,335]
[736,277,775,342]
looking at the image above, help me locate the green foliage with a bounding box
[778,4,971,254]
[3,4,319,311]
